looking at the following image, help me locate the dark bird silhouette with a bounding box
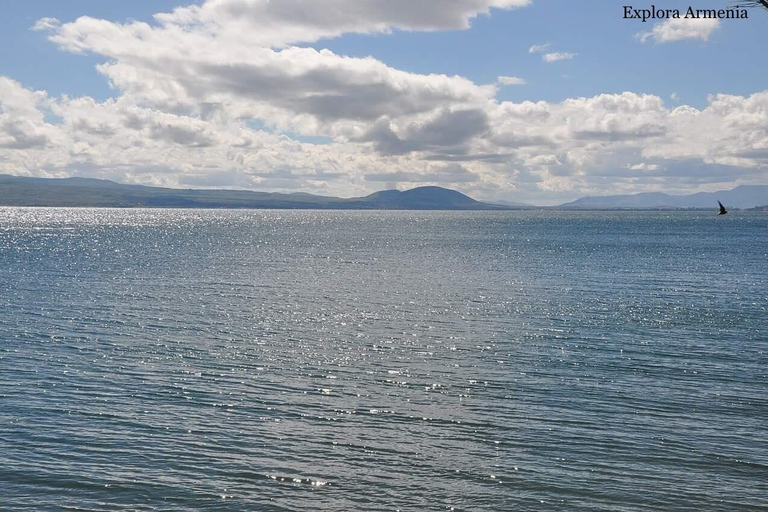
[718,201,728,215]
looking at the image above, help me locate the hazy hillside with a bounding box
[559,185,768,210]
[0,175,507,210]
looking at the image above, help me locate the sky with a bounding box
[0,0,767,205]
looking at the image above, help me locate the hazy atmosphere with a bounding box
[2,0,768,204]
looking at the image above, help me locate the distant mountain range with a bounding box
[558,185,768,210]
[0,174,508,210]
[2,174,767,211]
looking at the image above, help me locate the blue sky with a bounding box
[0,0,766,204]
[316,0,767,107]
[3,0,764,106]
[0,1,183,100]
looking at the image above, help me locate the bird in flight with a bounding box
[717,201,728,215]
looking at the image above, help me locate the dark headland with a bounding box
[0,174,511,210]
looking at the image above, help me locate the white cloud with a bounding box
[531,42,576,65]
[31,17,61,32]
[543,52,576,63]
[0,77,59,149]
[627,163,660,171]
[497,76,527,86]
[2,0,766,204]
[52,0,533,52]
[38,8,499,140]
[3,73,768,204]
[637,18,720,44]
[528,42,551,53]
[359,108,491,155]
[643,92,768,168]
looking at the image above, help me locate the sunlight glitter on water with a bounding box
[0,208,767,511]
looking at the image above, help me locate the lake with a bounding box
[1,208,766,511]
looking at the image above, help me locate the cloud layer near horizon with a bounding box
[2,0,767,204]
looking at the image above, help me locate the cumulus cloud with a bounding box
[365,163,479,184]
[41,0,533,59]
[1,0,765,205]
[644,92,768,168]
[565,93,668,141]
[637,18,720,43]
[153,0,532,48]
[542,52,577,63]
[4,71,768,203]
[360,108,490,156]
[0,120,50,149]
[38,10,497,140]
[0,78,57,150]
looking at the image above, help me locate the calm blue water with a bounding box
[1,208,767,511]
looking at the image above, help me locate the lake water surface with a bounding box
[1,208,766,511]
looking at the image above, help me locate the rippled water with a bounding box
[1,208,767,511]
